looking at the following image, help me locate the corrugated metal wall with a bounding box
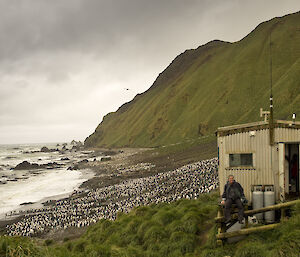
[275,127,300,143]
[218,129,274,203]
[218,127,300,203]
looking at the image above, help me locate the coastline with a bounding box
[2,146,217,240]
[0,168,94,225]
[0,148,150,237]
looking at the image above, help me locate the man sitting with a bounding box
[221,175,246,224]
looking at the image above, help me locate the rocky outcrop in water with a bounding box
[67,165,79,170]
[14,161,40,170]
[78,159,88,164]
[14,161,63,170]
[41,147,59,153]
[41,146,51,152]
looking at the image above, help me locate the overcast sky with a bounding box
[0,0,299,144]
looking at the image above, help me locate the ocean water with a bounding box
[0,143,94,219]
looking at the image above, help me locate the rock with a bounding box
[78,159,88,164]
[101,157,112,162]
[14,161,40,170]
[71,140,83,146]
[67,165,79,170]
[71,145,79,151]
[14,161,63,170]
[70,140,84,151]
[62,146,68,151]
[41,162,63,169]
[61,157,70,161]
[41,146,58,152]
[5,156,16,159]
[41,146,51,152]
[103,150,117,156]
[20,202,35,205]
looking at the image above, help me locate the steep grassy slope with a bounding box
[1,192,300,257]
[85,12,300,148]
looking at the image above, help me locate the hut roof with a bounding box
[217,120,300,137]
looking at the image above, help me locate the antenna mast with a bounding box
[269,32,274,146]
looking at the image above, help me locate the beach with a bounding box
[0,144,218,241]
[0,141,218,241]
[0,143,96,221]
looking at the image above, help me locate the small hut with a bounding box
[217,115,300,204]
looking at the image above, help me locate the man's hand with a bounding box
[241,197,248,204]
[221,200,225,205]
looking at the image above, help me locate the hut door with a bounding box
[278,143,285,202]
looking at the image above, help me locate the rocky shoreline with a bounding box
[0,148,147,233]
[1,145,217,241]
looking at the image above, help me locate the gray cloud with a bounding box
[0,0,204,61]
[0,0,299,144]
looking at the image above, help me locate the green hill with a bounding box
[85,11,300,148]
[1,191,300,257]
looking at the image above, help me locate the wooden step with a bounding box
[216,223,279,240]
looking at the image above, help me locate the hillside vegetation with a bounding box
[85,11,300,148]
[1,191,300,257]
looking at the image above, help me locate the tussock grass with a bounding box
[1,191,300,256]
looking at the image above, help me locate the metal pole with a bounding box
[269,32,274,146]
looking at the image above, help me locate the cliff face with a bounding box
[85,12,300,148]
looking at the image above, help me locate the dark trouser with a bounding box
[224,198,244,222]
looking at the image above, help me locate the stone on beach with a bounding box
[14,161,40,170]
[78,159,89,164]
[41,146,59,153]
[67,165,80,170]
[14,161,63,170]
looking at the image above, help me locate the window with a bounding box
[229,153,253,167]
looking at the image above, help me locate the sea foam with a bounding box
[0,168,90,219]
